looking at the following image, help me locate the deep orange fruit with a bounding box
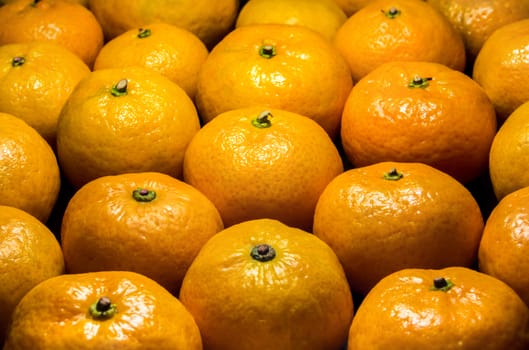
[3,271,203,350]
[179,218,354,350]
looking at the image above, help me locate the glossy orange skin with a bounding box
[489,101,529,200]
[340,60,497,184]
[427,0,529,63]
[0,0,104,67]
[473,18,529,121]
[61,172,224,294]
[0,205,64,345]
[183,106,344,231]
[333,0,466,82]
[93,23,209,99]
[0,112,60,223]
[313,162,485,296]
[195,24,353,138]
[0,41,90,146]
[479,185,529,306]
[347,267,529,349]
[179,219,354,350]
[56,66,201,189]
[3,271,203,350]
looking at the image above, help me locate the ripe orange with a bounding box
[489,100,529,200]
[61,172,224,294]
[179,218,354,350]
[88,0,239,48]
[313,162,485,296]
[0,205,64,345]
[194,23,353,138]
[333,0,466,82]
[340,60,497,184]
[0,41,90,146]
[183,107,344,231]
[235,0,348,41]
[332,0,374,16]
[0,112,61,223]
[0,0,104,68]
[426,0,529,64]
[3,271,203,350]
[93,23,209,100]
[479,185,529,306]
[56,67,201,189]
[473,18,529,121]
[347,267,529,349]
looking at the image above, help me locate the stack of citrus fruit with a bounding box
[5,1,529,348]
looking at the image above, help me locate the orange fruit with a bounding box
[56,66,201,189]
[235,0,348,41]
[0,0,104,68]
[347,267,529,349]
[93,23,209,100]
[489,101,529,200]
[87,0,239,49]
[332,0,374,16]
[61,172,224,294]
[0,112,61,223]
[194,23,353,138]
[3,271,203,350]
[179,218,354,350]
[183,107,344,231]
[0,41,90,146]
[479,185,529,306]
[333,0,466,83]
[340,60,497,184]
[313,162,485,296]
[0,205,64,345]
[426,0,529,64]
[473,18,529,121]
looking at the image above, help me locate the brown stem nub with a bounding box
[138,28,152,39]
[132,188,156,202]
[111,79,128,97]
[89,296,117,320]
[250,244,276,262]
[383,168,404,181]
[382,7,401,18]
[251,110,273,128]
[431,277,454,292]
[11,56,25,67]
[259,44,276,59]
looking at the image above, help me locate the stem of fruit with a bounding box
[138,28,152,39]
[431,277,454,292]
[132,188,157,202]
[250,244,276,262]
[259,44,276,59]
[11,56,25,67]
[251,110,273,128]
[31,0,41,7]
[383,168,403,181]
[89,297,117,320]
[408,76,432,89]
[382,7,401,18]
[111,79,128,97]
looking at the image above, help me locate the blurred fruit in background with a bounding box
[0,0,104,68]
[333,0,374,16]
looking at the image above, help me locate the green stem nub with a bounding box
[383,168,403,181]
[250,244,276,262]
[408,76,432,89]
[132,188,157,202]
[382,7,401,18]
[251,110,273,128]
[431,277,454,292]
[12,56,25,67]
[111,79,128,97]
[259,44,276,59]
[89,297,117,320]
[137,28,151,39]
